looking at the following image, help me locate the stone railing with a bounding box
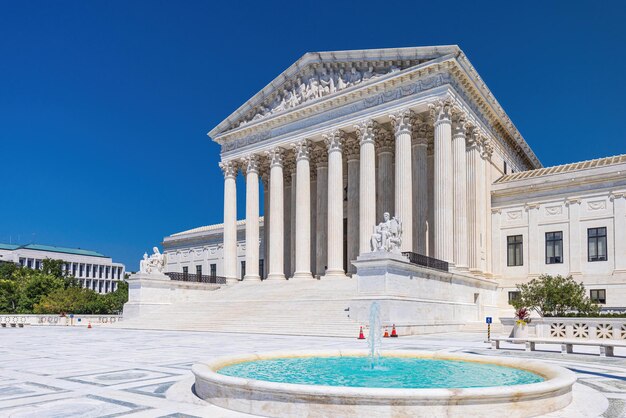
[0,314,123,327]
[501,317,626,341]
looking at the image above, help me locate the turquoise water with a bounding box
[218,356,543,389]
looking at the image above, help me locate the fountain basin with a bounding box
[192,350,576,417]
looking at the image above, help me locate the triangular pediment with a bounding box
[209,46,460,138]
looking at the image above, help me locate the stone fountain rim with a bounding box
[192,349,576,401]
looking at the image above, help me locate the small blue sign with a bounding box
[486,317,493,324]
[69,314,74,319]
[77,318,81,322]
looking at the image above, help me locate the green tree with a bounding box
[511,274,600,317]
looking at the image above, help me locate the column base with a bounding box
[265,273,286,281]
[292,271,314,280]
[322,269,348,280]
[243,275,261,282]
[225,277,239,285]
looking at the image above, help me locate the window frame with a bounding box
[545,231,563,264]
[587,227,607,262]
[506,235,524,267]
[508,291,521,305]
[590,289,606,304]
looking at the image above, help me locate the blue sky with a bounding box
[1,1,625,270]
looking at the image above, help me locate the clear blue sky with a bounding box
[1,1,625,271]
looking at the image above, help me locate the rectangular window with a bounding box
[590,289,606,304]
[35,260,41,270]
[241,261,246,280]
[196,265,202,277]
[182,266,188,277]
[507,235,523,266]
[508,291,521,305]
[588,227,607,262]
[86,265,91,277]
[99,266,103,278]
[210,263,216,278]
[259,259,264,279]
[19,258,25,266]
[545,231,563,264]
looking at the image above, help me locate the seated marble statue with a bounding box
[139,247,167,274]
[370,212,403,253]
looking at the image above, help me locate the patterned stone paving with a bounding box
[0,327,624,417]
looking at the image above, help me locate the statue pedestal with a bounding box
[122,272,172,319]
[350,251,499,335]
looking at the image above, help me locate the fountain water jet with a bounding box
[367,301,382,369]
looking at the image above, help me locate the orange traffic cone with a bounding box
[383,327,390,338]
[390,324,398,337]
[87,322,92,329]
[358,326,365,340]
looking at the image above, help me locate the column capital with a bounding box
[323,129,346,154]
[389,108,414,135]
[345,137,360,161]
[219,160,238,179]
[480,137,494,160]
[283,159,296,185]
[452,111,467,138]
[242,155,260,175]
[267,147,285,168]
[293,139,311,162]
[429,98,453,126]
[491,208,502,215]
[375,129,394,153]
[609,190,626,201]
[311,144,328,168]
[466,126,482,150]
[566,197,582,206]
[354,119,379,146]
[524,202,541,211]
[411,115,431,147]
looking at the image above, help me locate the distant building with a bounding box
[162,217,265,281]
[0,243,125,294]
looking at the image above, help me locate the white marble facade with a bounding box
[169,46,625,313]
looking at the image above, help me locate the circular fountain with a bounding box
[193,349,576,417]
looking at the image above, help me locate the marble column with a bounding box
[346,138,360,273]
[310,170,317,276]
[293,140,313,279]
[526,203,540,277]
[356,120,378,254]
[243,155,261,281]
[452,111,468,270]
[266,148,285,280]
[482,140,494,274]
[466,128,482,273]
[219,160,238,283]
[430,99,454,263]
[491,208,502,277]
[611,192,626,272]
[566,198,582,275]
[390,109,414,252]
[262,173,270,279]
[376,129,394,223]
[314,147,328,276]
[290,169,296,277]
[324,129,346,278]
[411,118,429,255]
[283,161,293,277]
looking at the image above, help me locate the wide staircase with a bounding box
[117,279,362,337]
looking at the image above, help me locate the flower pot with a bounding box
[513,322,529,338]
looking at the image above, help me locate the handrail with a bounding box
[401,252,449,272]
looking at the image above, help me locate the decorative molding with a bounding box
[587,200,607,211]
[429,98,452,126]
[609,191,626,201]
[411,115,431,146]
[506,210,523,220]
[452,111,467,138]
[566,197,582,206]
[376,128,394,153]
[545,205,563,216]
[242,155,259,175]
[344,136,360,160]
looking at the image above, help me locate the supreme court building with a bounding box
[164,46,626,311]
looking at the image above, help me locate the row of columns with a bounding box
[220,101,494,282]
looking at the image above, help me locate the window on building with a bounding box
[241,261,246,280]
[196,265,202,277]
[99,266,103,278]
[259,259,264,279]
[588,227,607,262]
[86,265,91,277]
[507,235,523,266]
[508,291,521,305]
[590,289,606,304]
[35,260,41,270]
[106,266,110,279]
[182,266,188,277]
[98,281,103,293]
[210,263,216,278]
[19,258,25,266]
[27,259,33,268]
[545,231,563,264]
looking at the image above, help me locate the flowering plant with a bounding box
[515,307,531,325]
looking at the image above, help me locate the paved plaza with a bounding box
[0,327,625,417]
